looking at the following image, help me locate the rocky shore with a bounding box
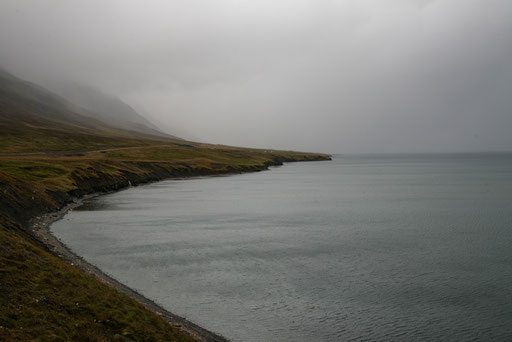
[31,194,228,342]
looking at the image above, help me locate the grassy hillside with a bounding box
[0,68,180,154]
[0,224,197,342]
[0,70,330,340]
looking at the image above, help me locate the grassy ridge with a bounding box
[0,143,329,196]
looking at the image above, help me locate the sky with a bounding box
[1,0,511,153]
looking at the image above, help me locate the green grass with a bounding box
[0,128,159,154]
[0,141,329,190]
[0,160,66,181]
[0,224,196,342]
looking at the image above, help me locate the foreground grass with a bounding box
[0,141,329,341]
[0,224,196,342]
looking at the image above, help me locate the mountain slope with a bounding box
[0,69,181,153]
[55,82,179,139]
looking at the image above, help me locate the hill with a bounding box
[0,68,179,154]
[0,70,330,340]
[54,82,179,139]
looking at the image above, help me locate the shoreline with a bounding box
[31,187,230,342]
[4,154,330,340]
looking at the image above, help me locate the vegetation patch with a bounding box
[0,224,196,342]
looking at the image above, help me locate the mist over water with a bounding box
[52,154,512,341]
[2,1,512,153]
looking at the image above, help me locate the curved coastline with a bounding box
[23,155,331,341]
[32,192,228,342]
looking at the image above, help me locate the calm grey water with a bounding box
[51,154,512,341]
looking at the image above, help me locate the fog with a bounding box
[1,0,511,153]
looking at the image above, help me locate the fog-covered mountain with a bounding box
[0,68,184,153]
[54,83,178,139]
[0,68,180,142]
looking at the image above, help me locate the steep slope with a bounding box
[55,82,179,139]
[0,69,104,131]
[0,69,179,153]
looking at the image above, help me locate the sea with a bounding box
[51,154,512,341]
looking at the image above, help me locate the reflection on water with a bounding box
[73,198,110,211]
[74,198,138,211]
[52,154,512,341]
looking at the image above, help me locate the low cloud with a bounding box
[1,0,511,153]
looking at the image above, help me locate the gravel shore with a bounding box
[31,193,228,342]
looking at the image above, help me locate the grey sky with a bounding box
[1,0,511,153]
